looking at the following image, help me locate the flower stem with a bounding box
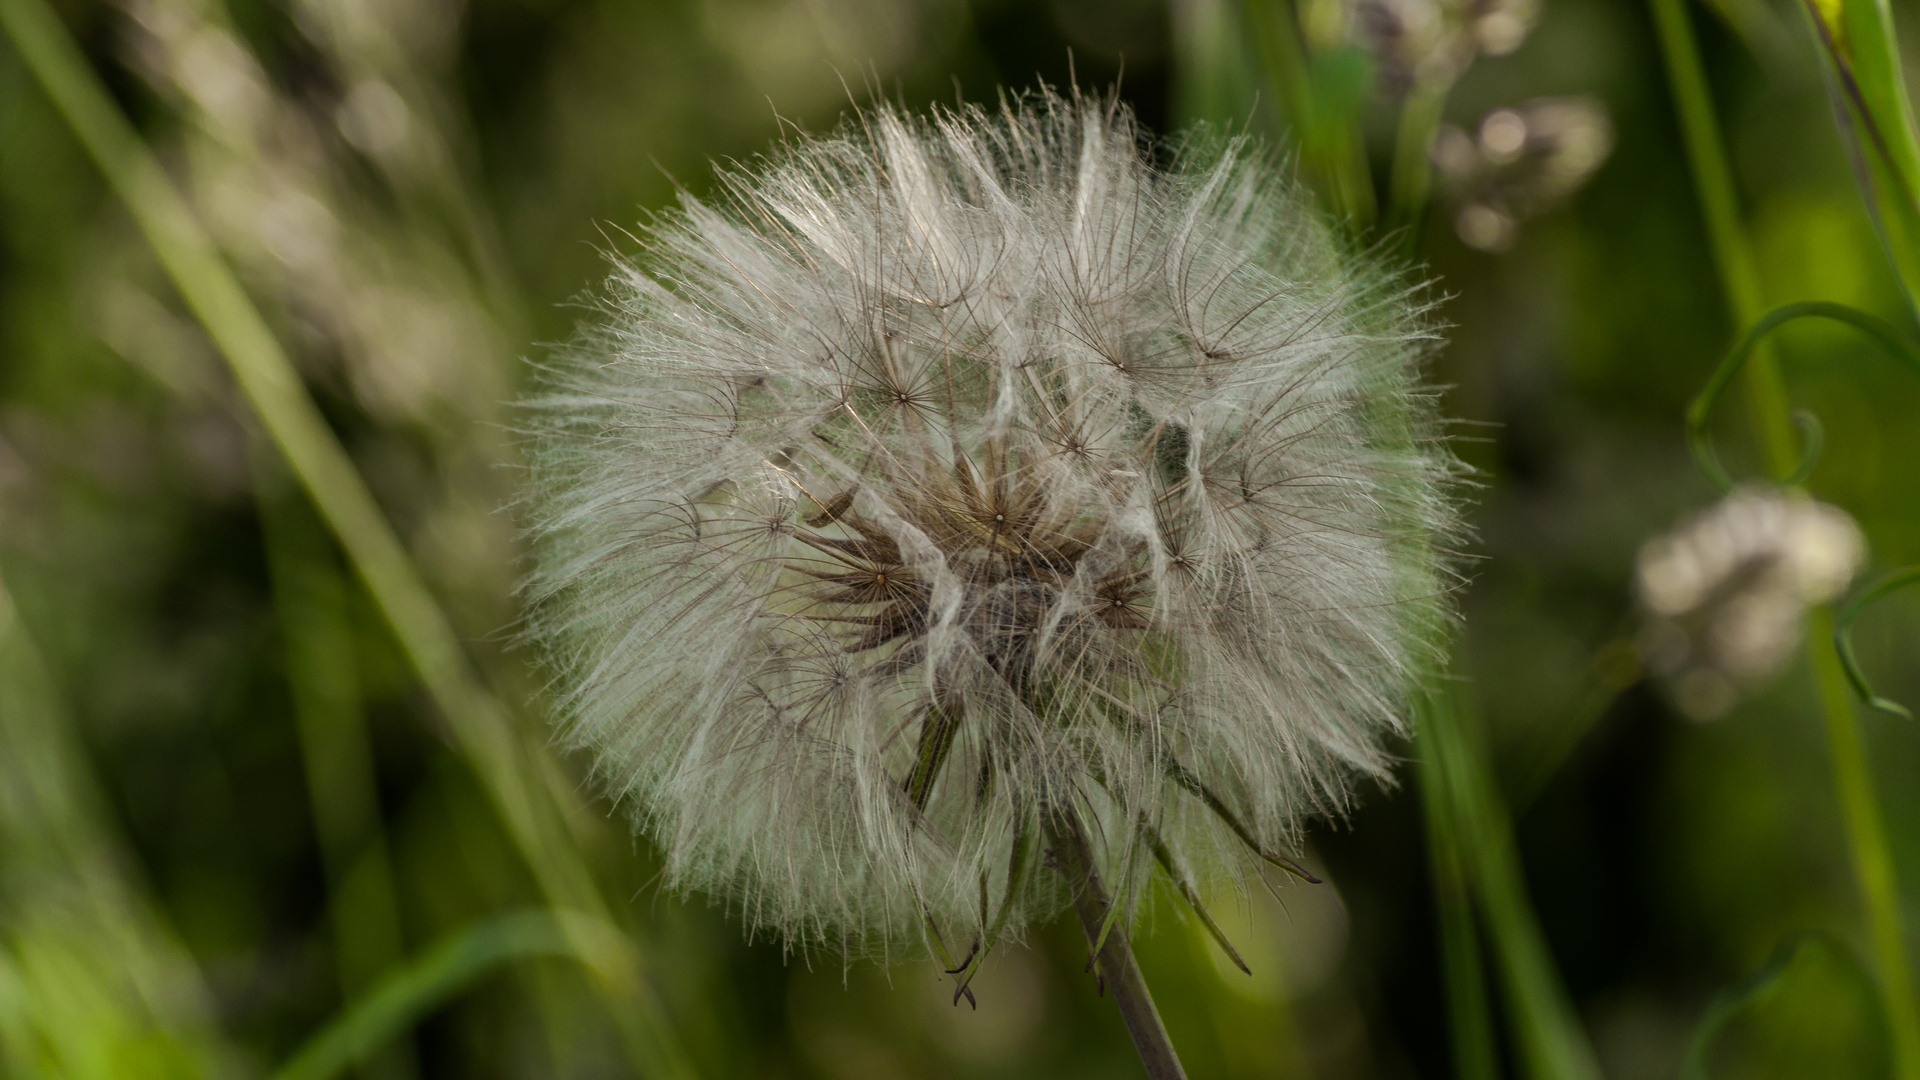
[1809,605,1920,1080]
[1051,816,1188,1080]
[1650,1,1920,1072]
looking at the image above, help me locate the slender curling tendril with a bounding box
[522,89,1462,972]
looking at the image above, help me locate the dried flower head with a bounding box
[523,91,1460,968]
[1637,487,1864,720]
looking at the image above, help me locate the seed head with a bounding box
[523,91,1460,963]
[1637,486,1864,719]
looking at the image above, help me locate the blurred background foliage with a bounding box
[0,0,1916,1076]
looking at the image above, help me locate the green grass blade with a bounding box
[1241,0,1376,223]
[1434,683,1604,1080]
[257,458,417,1077]
[1651,9,1920,1069]
[0,3,696,1074]
[1414,689,1498,1080]
[1807,605,1920,1080]
[1649,0,1799,478]
[271,910,612,1080]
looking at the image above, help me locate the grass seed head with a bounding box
[523,89,1462,961]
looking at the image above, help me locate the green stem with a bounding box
[1649,2,1920,1074]
[1414,695,1499,1080]
[1434,684,1604,1080]
[1809,606,1920,1080]
[1388,79,1450,244]
[1243,0,1376,224]
[1648,0,1798,479]
[1050,814,1188,1080]
[257,457,417,1080]
[0,3,694,1075]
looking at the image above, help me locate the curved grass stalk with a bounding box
[1836,566,1920,719]
[1651,3,1920,1075]
[1685,301,1920,491]
[1679,932,1884,1080]
[0,2,694,1075]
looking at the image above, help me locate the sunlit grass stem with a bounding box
[1649,0,1920,1073]
[0,1,695,1075]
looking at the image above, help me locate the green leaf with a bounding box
[1801,0,1920,312]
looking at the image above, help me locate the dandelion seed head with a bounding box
[523,90,1462,959]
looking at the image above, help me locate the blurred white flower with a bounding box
[1433,96,1614,251]
[1337,0,1539,95]
[1636,487,1865,719]
[524,92,1462,963]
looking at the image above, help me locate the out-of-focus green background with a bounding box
[1,0,1916,1076]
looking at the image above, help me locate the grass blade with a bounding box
[257,458,416,1077]
[272,910,616,1080]
[1432,681,1603,1080]
[1414,688,1498,1080]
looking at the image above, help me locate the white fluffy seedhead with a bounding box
[523,90,1461,963]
